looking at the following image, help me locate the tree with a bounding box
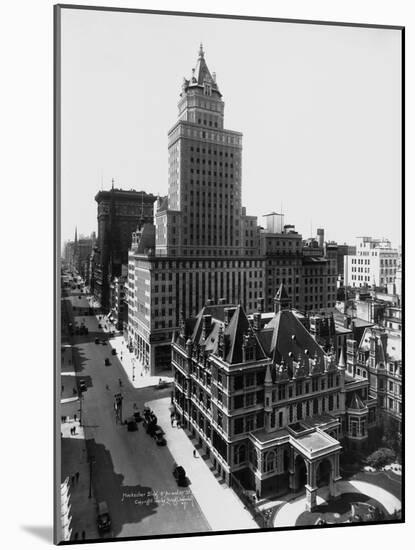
[365,448,395,469]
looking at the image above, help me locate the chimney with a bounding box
[202,314,212,340]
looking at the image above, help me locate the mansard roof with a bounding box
[347,392,367,410]
[274,282,290,303]
[183,44,221,96]
[267,308,326,366]
[359,327,401,364]
[187,303,266,365]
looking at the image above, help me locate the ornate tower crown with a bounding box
[181,44,221,97]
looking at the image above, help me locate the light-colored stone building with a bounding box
[344,236,399,289]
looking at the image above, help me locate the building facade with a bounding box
[346,326,402,433]
[92,185,156,309]
[127,47,337,374]
[344,237,399,289]
[172,286,377,509]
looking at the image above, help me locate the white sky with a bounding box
[60,8,402,247]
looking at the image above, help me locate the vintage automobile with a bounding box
[153,428,166,446]
[97,501,111,533]
[172,464,187,486]
[126,417,138,432]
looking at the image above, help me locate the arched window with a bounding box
[264,450,277,472]
[234,444,246,465]
[248,446,258,469]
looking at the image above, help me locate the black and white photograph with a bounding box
[54,4,403,545]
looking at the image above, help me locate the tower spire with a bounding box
[199,42,204,58]
[74,226,78,244]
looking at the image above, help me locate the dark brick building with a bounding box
[92,184,156,309]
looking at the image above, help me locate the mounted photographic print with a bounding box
[54,4,404,545]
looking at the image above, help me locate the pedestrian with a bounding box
[76,472,80,482]
[106,384,110,391]
[81,531,86,540]
[71,475,75,485]
[74,414,77,422]
[193,449,197,458]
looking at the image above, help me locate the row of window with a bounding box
[190,146,234,158]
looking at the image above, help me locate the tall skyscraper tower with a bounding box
[156,44,243,257]
[127,46,336,375]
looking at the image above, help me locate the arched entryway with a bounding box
[294,455,307,492]
[316,458,332,488]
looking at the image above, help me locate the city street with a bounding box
[61,283,211,539]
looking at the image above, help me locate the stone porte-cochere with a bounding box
[240,426,342,511]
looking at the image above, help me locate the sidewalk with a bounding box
[107,335,174,389]
[60,419,99,541]
[148,397,258,532]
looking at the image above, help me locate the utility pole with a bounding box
[79,394,83,427]
[88,455,96,499]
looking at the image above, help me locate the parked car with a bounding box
[104,358,110,366]
[111,348,117,355]
[173,465,187,486]
[153,428,166,446]
[97,501,111,533]
[126,417,138,432]
[363,466,376,473]
[156,378,170,389]
[133,411,143,423]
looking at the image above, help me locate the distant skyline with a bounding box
[60,9,402,248]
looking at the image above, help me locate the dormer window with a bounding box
[204,83,212,96]
[245,346,255,361]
